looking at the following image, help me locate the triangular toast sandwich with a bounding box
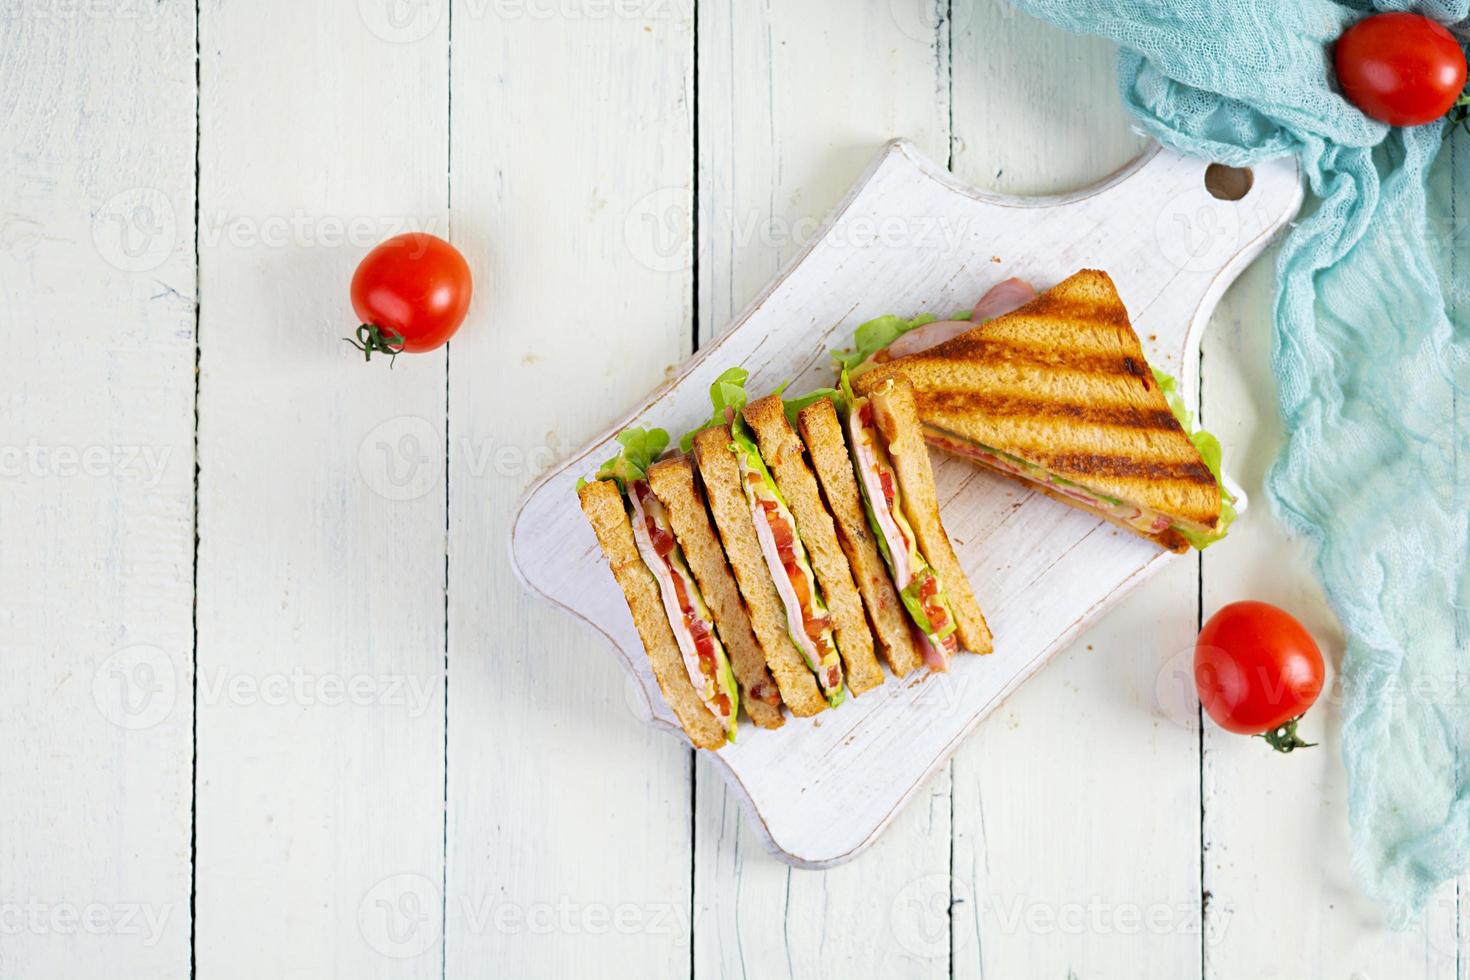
[855,270,1224,553]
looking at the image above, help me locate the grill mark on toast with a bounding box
[913,337,1151,378]
[916,390,1180,431]
[975,312,1135,349]
[1006,294,1130,329]
[1044,452,1216,485]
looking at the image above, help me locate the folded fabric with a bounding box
[1009,0,1470,918]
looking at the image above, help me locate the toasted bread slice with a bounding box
[743,395,885,695]
[865,377,993,654]
[690,427,827,717]
[795,397,921,677]
[577,479,727,750]
[856,270,1220,546]
[646,455,785,729]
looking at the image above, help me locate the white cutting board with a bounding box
[510,139,1301,868]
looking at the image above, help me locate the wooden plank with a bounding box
[693,768,953,977]
[193,4,448,976]
[0,6,196,978]
[444,5,698,977]
[694,2,952,973]
[1199,257,1459,978]
[947,10,1203,978]
[693,4,953,968]
[697,0,953,345]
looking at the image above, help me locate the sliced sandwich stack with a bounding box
[578,369,990,750]
[576,267,1235,751]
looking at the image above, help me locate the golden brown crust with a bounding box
[743,395,885,695]
[867,378,994,655]
[795,397,920,678]
[690,427,827,717]
[854,269,1221,532]
[577,479,727,750]
[646,455,785,729]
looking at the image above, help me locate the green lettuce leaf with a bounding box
[898,573,958,643]
[837,368,857,410]
[681,366,844,443]
[586,426,670,492]
[782,387,843,428]
[682,367,781,500]
[829,310,971,374]
[838,369,894,570]
[728,411,783,508]
[679,367,753,452]
[1152,368,1238,549]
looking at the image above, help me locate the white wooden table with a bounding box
[3,2,1462,977]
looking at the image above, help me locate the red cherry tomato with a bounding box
[1194,601,1325,753]
[1334,12,1467,127]
[346,232,472,363]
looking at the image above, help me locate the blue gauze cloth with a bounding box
[1009,0,1470,918]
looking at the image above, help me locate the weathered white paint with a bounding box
[513,137,1302,867]
[194,3,448,976]
[693,3,953,976]
[444,4,700,977]
[0,6,196,978]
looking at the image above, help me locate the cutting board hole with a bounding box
[1205,164,1253,201]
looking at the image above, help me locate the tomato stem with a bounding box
[343,323,406,367]
[1257,715,1317,754]
[1444,90,1470,141]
